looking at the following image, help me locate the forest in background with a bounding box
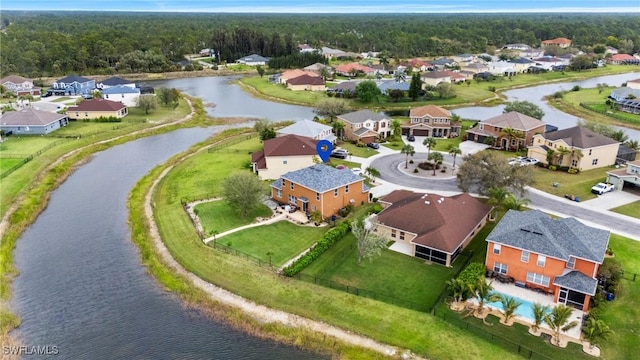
[1,11,639,77]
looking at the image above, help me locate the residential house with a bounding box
[374,190,491,266]
[271,164,369,218]
[303,63,333,75]
[509,57,536,73]
[102,85,141,107]
[67,99,128,120]
[49,75,95,96]
[503,44,531,51]
[334,63,375,77]
[605,46,619,55]
[520,48,546,59]
[454,54,475,63]
[627,78,640,89]
[0,75,40,96]
[251,134,319,180]
[326,81,359,97]
[527,126,620,171]
[321,47,346,59]
[609,87,640,102]
[462,62,490,74]
[407,59,434,72]
[199,48,214,57]
[376,80,410,94]
[431,58,457,69]
[486,61,517,76]
[534,57,566,71]
[298,44,317,53]
[337,109,391,143]
[96,76,135,89]
[608,54,640,65]
[402,105,461,137]
[0,108,69,135]
[421,71,451,87]
[276,119,336,143]
[485,209,610,312]
[541,38,572,48]
[465,111,546,150]
[236,54,269,66]
[606,160,640,190]
[286,74,326,91]
[278,69,320,84]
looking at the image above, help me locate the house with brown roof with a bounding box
[465,111,546,150]
[528,126,620,170]
[608,54,640,65]
[334,63,375,77]
[66,99,128,120]
[251,134,319,180]
[627,78,640,90]
[373,190,491,266]
[402,105,461,138]
[541,38,572,48]
[0,108,69,135]
[606,160,640,191]
[286,74,326,91]
[406,59,434,72]
[1,75,40,96]
[278,69,320,84]
[336,109,391,143]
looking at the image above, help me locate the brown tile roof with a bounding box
[410,105,451,118]
[542,126,619,148]
[251,150,267,170]
[280,69,319,81]
[1,75,31,84]
[482,111,545,131]
[542,37,571,45]
[627,78,640,84]
[287,74,325,86]
[262,134,318,157]
[376,191,491,253]
[0,108,67,126]
[68,99,126,112]
[421,71,450,79]
[334,63,374,73]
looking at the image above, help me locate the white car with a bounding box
[521,157,539,166]
[351,168,363,175]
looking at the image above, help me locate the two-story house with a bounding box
[527,126,620,171]
[541,38,572,48]
[271,164,369,218]
[49,75,95,96]
[0,75,40,96]
[337,109,391,143]
[251,134,319,180]
[485,209,610,312]
[465,111,546,150]
[606,160,640,191]
[374,190,491,267]
[96,76,136,90]
[402,105,461,138]
[102,85,141,107]
[276,120,336,143]
[66,99,128,120]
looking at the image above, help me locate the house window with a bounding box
[85,112,88,117]
[316,192,320,201]
[589,149,592,155]
[75,112,79,117]
[567,256,576,269]
[592,159,598,166]
[290,182,294,190]
[281,179,286,187]
[283,160,288,165]
[334,188,338,197]
[276,189,282,198]
[521,251,530,263]
[479,124,484,130]
[493,244,501,255]
[288,195,297,203]
[311,204,316,211]
[399,231,405,240]
[571,160,577,167]
[527,272,550,287]
[391,229,397,238]
[537,255,546,267]
[493,262,508,274]
[345,184,349,193]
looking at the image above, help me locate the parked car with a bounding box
[351,168,363,175]
[367,142,380,149]
[406,134,415,142]
[591,182,615,195]
[521,157,539,166]
[330,149,349,159]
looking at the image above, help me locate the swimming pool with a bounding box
[485,291,549,323]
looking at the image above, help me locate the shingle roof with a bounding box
[68,99,126,112]
[353,128,377,136]
[0,108,67,126]
[481,111,545,131]
[1,75,31,84]
[510,57,535,64]
[611,87,640,99]
[421,71,451,79]
[410,105,451,119]
[238,54,269,62]
[277,120,332,139]
[262,134,318,157]
[287,74,325,86]
[100,76,133,86]
[276,164,366,193]
[102,85,140,94]
[377,191,491,253]
[57,75,93,84]
[542,37,571,45]
[250,150,266,170]
[486,209,610,263]
[337,109,388,124]
[553,271,598,295]
[303,63,332,72]
[331,81,359,91]
[541,126,619,149]
[431,58,455,66]
[377,80,410,92]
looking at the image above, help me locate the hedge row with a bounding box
[82,116,122,123]
[457,262,486,284]
[282,221,351,277]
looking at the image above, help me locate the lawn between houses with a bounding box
[609,200,640,219]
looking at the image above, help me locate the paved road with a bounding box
[370,154,640,240]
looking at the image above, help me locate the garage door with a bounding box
[413,129,431,136]
[359,136,377,144]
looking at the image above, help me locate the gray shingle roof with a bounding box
[57,75,93,84]
[553,271,598,295]
[482,111,545,131]
[337,109,388,124]
[100,76,133,86]
[487,209,610,263]
[541,126,619,149]
[276,164,367,193]
[277,120,332,139]
[0,108,67,126]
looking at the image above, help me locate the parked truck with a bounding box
[591,182,615,195]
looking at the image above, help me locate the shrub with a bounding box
[552,91,564,99]
[488,86,497,92]
[598,257,624,295]
[282,221,351,276]
[413,168,419,173]
[568,168,579,174]
[372,197,379,202]
[85,116,121,123]
[458,262,486,284]
[549,165,557,171]
[572,85,581,91]
[409,159,414,164]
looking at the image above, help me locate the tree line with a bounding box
[1,11,639,77]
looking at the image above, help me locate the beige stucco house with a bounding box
[67,99,128,120]
[251,134,319,180]
[606,160,640,190]
[527,126,620,171]
[402,105,461,138]
[337,109,391,143]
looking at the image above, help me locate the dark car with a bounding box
[367,142,380,149]
[406,134,415,142]
[330,149,349,159]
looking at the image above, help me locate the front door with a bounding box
[302,202,308,214]
[558,288,568,305]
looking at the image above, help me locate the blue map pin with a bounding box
[316,140,333,163]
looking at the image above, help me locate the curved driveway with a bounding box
[370,153,640,241]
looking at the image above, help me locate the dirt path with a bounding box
[144,148,423,360]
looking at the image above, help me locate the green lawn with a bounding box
[0,158,23,172]
[556,87,640,127]
[531,165,613,201]
[0,136,62,155]
[51,96,73,103]
[609,200,640,219]
[337,142,379,158]
[195,200,273,235]
[210,221,327,267]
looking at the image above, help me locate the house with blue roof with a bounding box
[271,164,369,218]
[96,76,135,89]
[485,209,610,312]
[49,75,95,96]
[102,85,141,107]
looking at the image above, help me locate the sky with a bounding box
[1,0,639,13]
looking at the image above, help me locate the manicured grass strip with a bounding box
[214,221,327,267]
[609,200,640,219]
[195,200,272,234]
[531,165,611,201]
[282,222,350,275]
[337,142,379,158]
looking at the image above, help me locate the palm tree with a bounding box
[500,295,522,325]
[428,152,443,176]
[18,94,34,107]
[365,166,380,182]
[624,139,639,151]
[530,303,550,334]
[569,147,583,170]
[583,317,614,350]
[544,304,579,346]
[487,187,509,218]
[391,119,402,138]
[500,128,518,151]
[448,145,462,172]
[394,69,407,82]
[503,194,530,211]
[473,280,500,319]
[446,278,470,311]
[545,148,556,166]
[332,121,344,140]
[555,146,571,167]
[483,135,496,147]
[401,144,415,169]
[610,130,628,143]
[319,67,332,81]
[423,137,437,162]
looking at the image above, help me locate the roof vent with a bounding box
[424,201,430,205]
[520,228,531,233]
[440,197,445,202]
